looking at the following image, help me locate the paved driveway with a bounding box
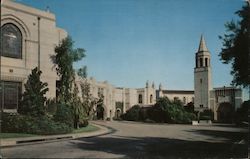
[1,121,248,158]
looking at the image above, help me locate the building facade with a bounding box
[1,0,67,113]
[76,77,157,120]
[1,1,243,121]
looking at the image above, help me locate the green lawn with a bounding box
[0,124,99,139]
[0,133,39,139]
[72,124,100,133]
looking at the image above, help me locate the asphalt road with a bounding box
[1,121,248,158]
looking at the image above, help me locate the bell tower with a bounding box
[194,35,212,111]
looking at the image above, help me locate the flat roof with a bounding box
[161,90,194,94]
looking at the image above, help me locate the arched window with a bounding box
[138,94,143,104]
[150,94,153,103]
[1,23,22,58]
[199,58,203,67]
[205,58,208,67]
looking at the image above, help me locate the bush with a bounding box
[46,98,57,115]
[235,100,249,124]
[199,109,214,120]
[53,103,73,127]
[1,113,73,135]
[148,106,168,123]
[121,105,141,121]
[19,67,48,117]
[79,119,89,127]
[148,97,196,124]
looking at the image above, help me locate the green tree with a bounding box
[219,2,250,87]
[70,81,86,128]
[19,67,48,117]
[121,105,141,121]
[77,66,94,119]
[51,36,85,103]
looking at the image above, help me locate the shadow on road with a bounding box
[71,129,248,158]
[186,129,248,142]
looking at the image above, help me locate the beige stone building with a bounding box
[1,1,243,121]
[1,0,67,113]
[76,76,157,120]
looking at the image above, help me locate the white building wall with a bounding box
[194,67,212,110]
[1,0,67,100]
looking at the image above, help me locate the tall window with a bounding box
[196,57,198,68]
[199,58,203,67]
[150,94,153,103]
[138,94,143,104]
[1,23,22,58]
[205,58,208,67]
[0,81,22,110]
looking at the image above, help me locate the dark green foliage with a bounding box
[121,105,141,121]
[78,66,88,78]
[53,103,73,127]
[219,2,250,87]
[51,36,85,103]
[19,67,48,117]
[2,113,72,135]
[235,100,249,124]
[149,97,196,123]
[77,67,93,120]
[184,102,195,113]
[79,119,89,127]
[199,109,214,120]
[121,97,196,124]
[51,36,89,128]
[139,107,149,121]
[46,98,57,115]
[70,82,87,129]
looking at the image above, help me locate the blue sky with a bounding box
[17,0,248,99]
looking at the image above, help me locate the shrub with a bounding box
[184,102,194,113]
[148,97,196,124]
[19,67,48,117]
[200,109,214,120]
[79,119,89,127]
[1,113,72,135]
[121,105,141,121]
[148,106,168,123]
[235,100,249,124]
[53,103,73,127]
[46,98,58,115]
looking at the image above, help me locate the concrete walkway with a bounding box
[0,122,110,148]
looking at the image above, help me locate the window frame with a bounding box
[0,81,22,110]
[138,94,143,104]
[1,23,23,59]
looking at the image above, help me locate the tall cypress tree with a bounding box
[19,67,49,116]
[51,36,85,103]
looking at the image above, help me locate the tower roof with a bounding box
[198,35,209,52]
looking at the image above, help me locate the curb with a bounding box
[0,122,111,148]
